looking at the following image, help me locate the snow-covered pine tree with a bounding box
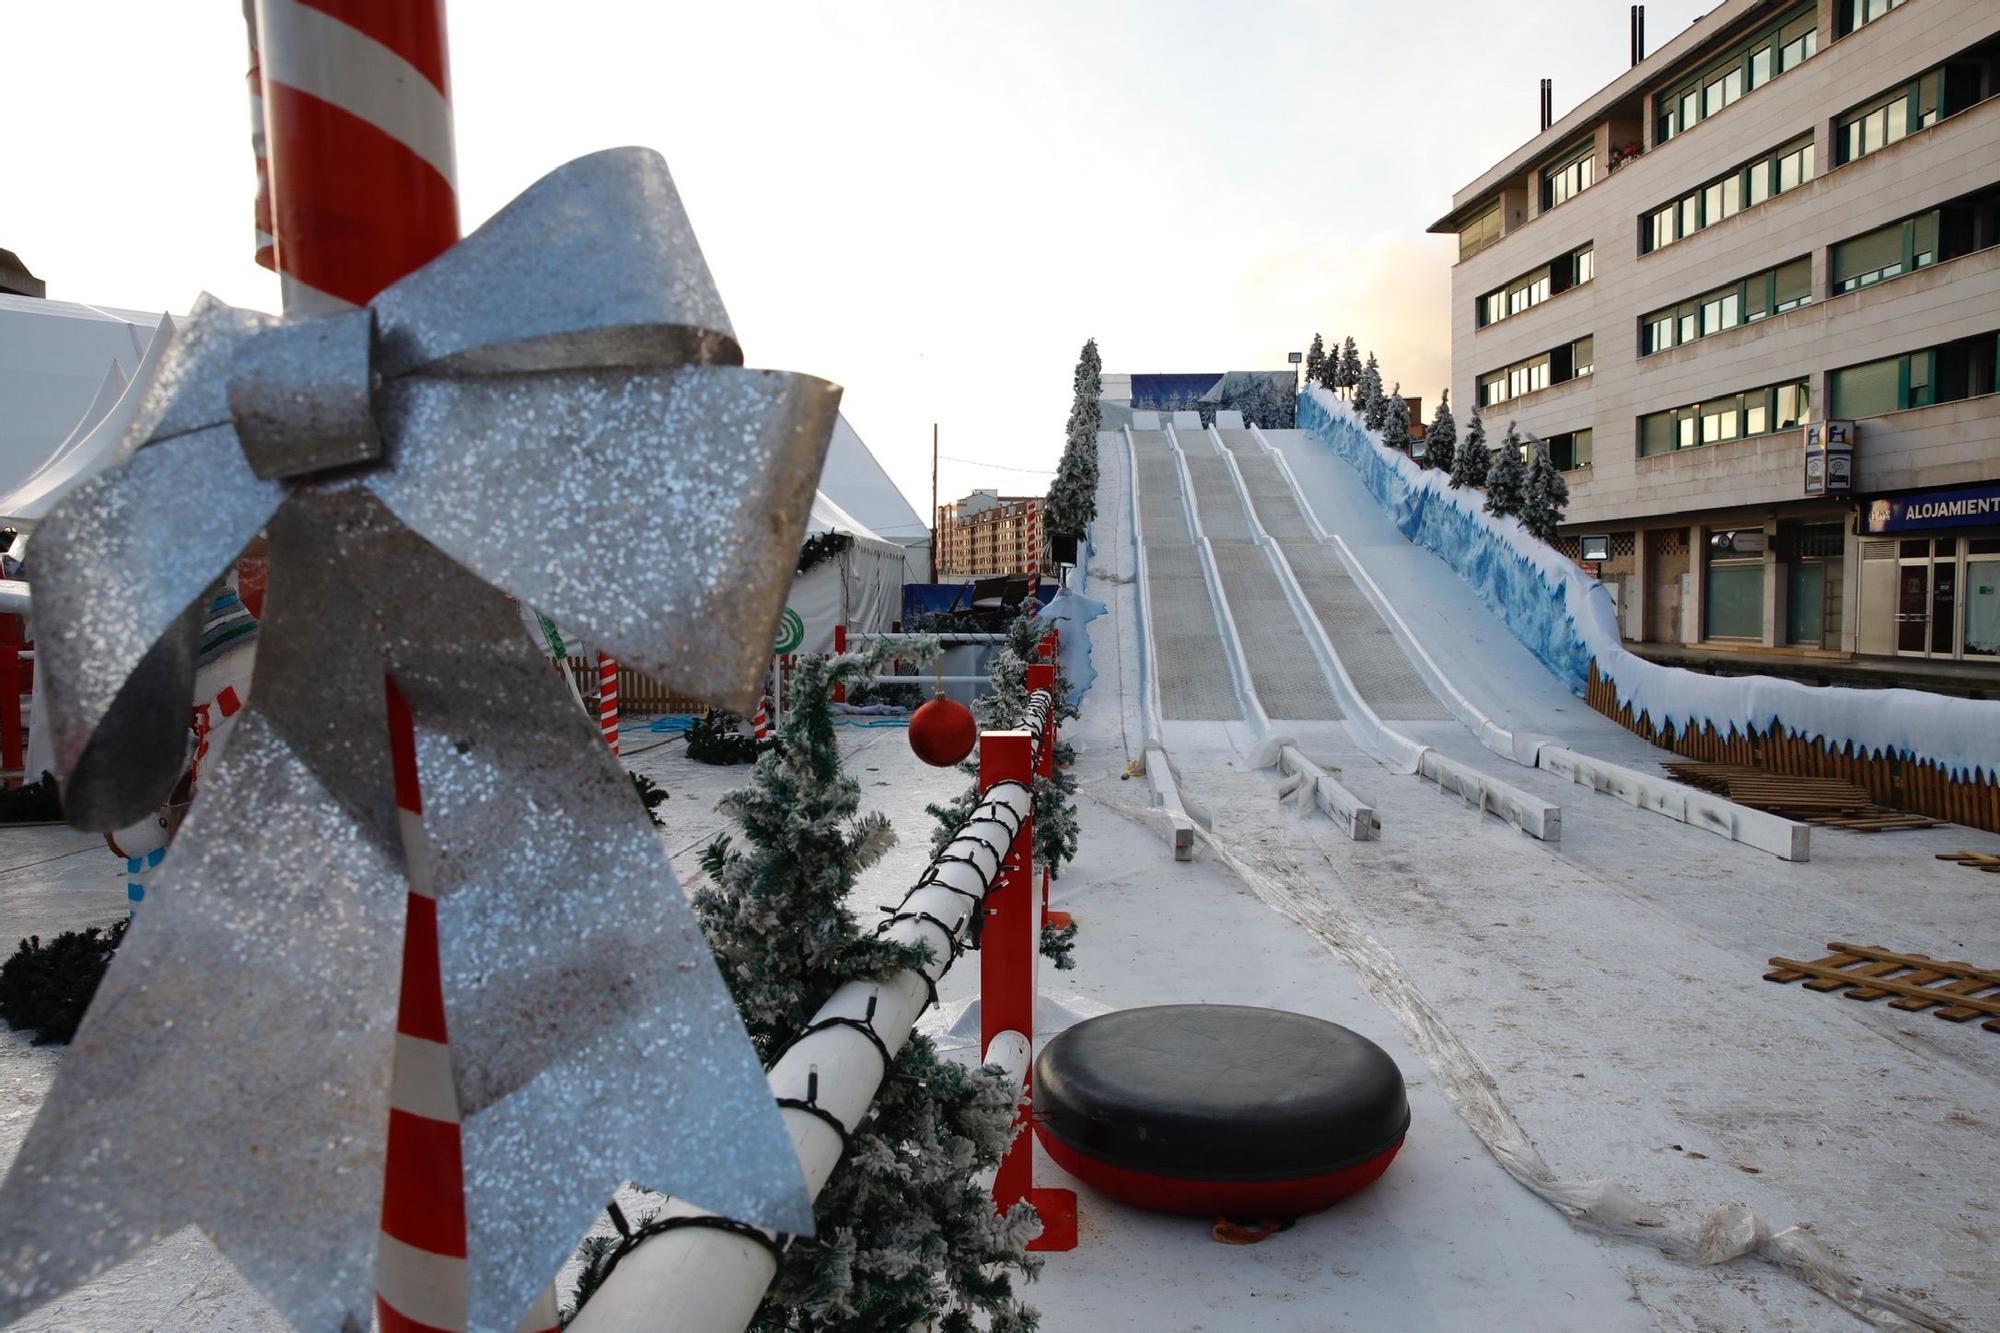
[1305,333,1325,389]
[1381,384,1411,456]
[1424,389,1457,475]
[1484,422,1528,520]
[1449,407,1490,490]
[1046,338,1103,536]
[1337,337,1361,398]
[671,643,1043,1333]
[1359,354,1387,432]
[1521,435,1571,544]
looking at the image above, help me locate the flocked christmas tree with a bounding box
[1337,337,1361,398]
[1381,384,1411,455]
[1521,435,1571,544]
[1045,338,1102,537]
[928,601,1080,970]
[1484,422,1528,520]
[1424,390,1457,475]
[1305,333,1325,389]
[606,642,1046,1333]
[1449,406,1490,490]
[1358,353,1387,432]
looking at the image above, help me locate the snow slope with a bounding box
[1298,387,2000,781]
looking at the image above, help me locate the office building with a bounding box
[1431,0,2000,683]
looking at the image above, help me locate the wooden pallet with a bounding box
[1936,850,2000,873]
[1663,762,1945,831]
[1765,942,2000,1034]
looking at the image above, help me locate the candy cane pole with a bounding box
[597,652,620,755]
[251,4,475,1330]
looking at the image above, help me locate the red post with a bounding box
[832,624,847,702]
[1025,664,1069,933]
[978,725,1077,1252]
[0,615,23,786]
[251,2,473,1327]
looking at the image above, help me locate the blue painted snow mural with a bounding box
[1296,390,1597,694]
[1294,387,2000,783]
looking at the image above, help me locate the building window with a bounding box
[1545,428,1593,471]
[1539,138,1595,213]
[1642,135,1814,253]
[1830,332,2000,417]
[1837,75,1941,164]
[1834,35,2000,168]
[1640,256,1812,355]
[1837,0,1906,37]
[1653,2,1816,144]
[1479,336,1595,407]
[1833,214,1936,291]
[1638,378,1812,457]
[1459,205,1503,262]
[1832,183,2000,294]
[1475,245,1594,328]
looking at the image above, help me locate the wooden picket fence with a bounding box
[560,657,706,715]
[1585,659,2000,835]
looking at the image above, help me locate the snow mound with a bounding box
[1297,386,2000,782]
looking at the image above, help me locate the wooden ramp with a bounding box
[1663,762,1944,831]
[1766,942,2000,1034]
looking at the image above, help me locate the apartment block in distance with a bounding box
[1431,0,2000,689]
[934,489,1047,580]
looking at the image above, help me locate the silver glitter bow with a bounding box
[0,148,829,1331]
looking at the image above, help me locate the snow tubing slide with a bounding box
[1033,1005,1408,1216]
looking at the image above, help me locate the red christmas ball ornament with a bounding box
[908,695,978,767]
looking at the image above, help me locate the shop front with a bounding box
[1857,482,2000,662]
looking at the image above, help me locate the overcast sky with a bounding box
[8,0,1710,518]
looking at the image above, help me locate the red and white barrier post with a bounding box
[980,686,1077,1252]
[250,1,476,1327]
[596,653,620,755]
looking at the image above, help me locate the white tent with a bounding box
[788,488,904,653]
[0,295,170,525]
[816,414,931,585]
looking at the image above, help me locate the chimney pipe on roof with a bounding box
[1630,5,1647,65]
[1539,78,1552,132]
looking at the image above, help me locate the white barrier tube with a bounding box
[972,1030,1033,1194]
[568,696,1053,1333]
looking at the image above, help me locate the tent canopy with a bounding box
[816,414,930,583]
[0,296,172,527]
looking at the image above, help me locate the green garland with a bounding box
[796,531,854,575]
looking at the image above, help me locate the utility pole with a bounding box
[930,422,939,583]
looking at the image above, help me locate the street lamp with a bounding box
[1287,349,1303,394]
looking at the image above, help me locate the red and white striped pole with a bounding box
[250,3,479,1329]
[596,652,620,755]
